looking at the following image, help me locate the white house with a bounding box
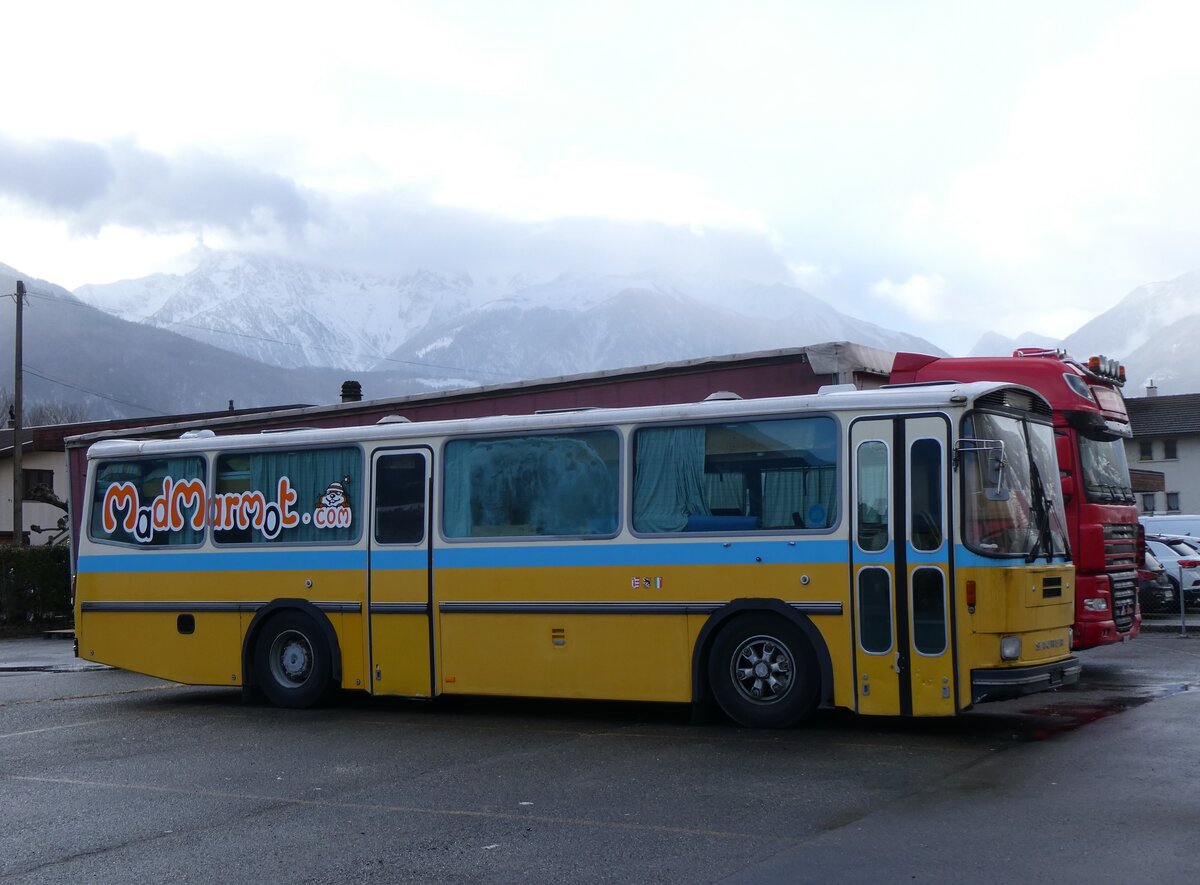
[0,429,71,545]
[1125,390,1200,516]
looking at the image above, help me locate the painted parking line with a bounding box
[0,720,104,740]
[8,775,756,840]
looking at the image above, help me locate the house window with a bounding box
[1138,440,1153,461]
[1142,493,1156,513]
[1166,492,1180,513]
[1164,439,1178,460]
[22,469,54,502]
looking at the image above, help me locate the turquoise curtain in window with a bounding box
[633,427,708,533]
[761,466,837,529]
[762,469,806,529]
[704,470,745,512]
[247,447,361,543]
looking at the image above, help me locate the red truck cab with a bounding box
[890,349,1139,649]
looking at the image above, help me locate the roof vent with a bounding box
[704,391,742,401]
[376,415,412,425]
[179,429,216,440]
[341,380,363,403]
[817,384,857,395]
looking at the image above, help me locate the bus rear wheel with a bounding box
[708,614,819,728]
[253,610,334,709]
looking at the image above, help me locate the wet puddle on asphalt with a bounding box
[988,683,1190,741]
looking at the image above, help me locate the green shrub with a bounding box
[0,545,71,626]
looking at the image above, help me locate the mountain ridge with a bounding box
[73,252,949,383]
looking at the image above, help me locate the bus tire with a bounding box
[708,613,819,728]
[252,610,334,709]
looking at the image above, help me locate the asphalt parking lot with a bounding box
[2,631,1199,884]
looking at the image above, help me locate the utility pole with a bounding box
[10,280,24,546]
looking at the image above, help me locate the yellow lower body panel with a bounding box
[438,614,693,702]
[79,611,243,686]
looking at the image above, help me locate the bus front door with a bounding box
[850,416,955,716]
[367,448,435,697]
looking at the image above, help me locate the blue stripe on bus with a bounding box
[432,541,849,569]
[78,541,847,574]
[78,542,1063,575]
[951,548,1068,568]
[370,549,432,570]
[78,550,368,574]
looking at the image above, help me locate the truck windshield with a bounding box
[1077,436,1134,504]
[962,412,1069,558]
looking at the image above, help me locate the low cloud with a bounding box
[870,273,947,321]
[297,191,792,282]
[0,136,793,286]
[0,136,311,236]
[0,137,113,208]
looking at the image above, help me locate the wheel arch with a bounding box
[242,598,343,691]
[691,598,834,709]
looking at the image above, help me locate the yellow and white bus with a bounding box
[74,381,1079,727]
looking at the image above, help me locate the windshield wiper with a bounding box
[1027,459,1068,563]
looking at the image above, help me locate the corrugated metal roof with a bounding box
[65,341,899,447]
[1126,393,1200,437]
[83,379,1018,461]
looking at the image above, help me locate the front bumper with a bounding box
[971,657,1082,705]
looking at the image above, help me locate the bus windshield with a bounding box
[1077,435,1135,504]
[962,412,1069,559]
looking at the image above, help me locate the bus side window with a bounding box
[857,440,889,552]
[909,438,943,551]
[375,454,426,544]
[633,417,838,534]
[443,431,620,539]
[213,447,362,545]
[88,457,206,547]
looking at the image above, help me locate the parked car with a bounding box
[1141,514,1200,538]
[1145,534,1200,609]
[1138,548,1177,614]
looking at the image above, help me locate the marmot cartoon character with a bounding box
[318,479,351,511]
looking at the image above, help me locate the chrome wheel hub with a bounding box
[731,635,794,705]
[270,630,313,686]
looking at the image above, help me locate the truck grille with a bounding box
[1110,569,1137,632]
[1103,524,1138,571]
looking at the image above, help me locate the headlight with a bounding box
[1000,636,1022,661]
[1082,597,1109,612]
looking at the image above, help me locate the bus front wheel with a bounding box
[708,614,819,728]
[252,610,334,709]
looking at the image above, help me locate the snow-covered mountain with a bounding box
[967,330,1062,357]
[960,271,1200,396]
[1063,270,1200,395]
[73,252,946,382]
[0,261,407,420]
[385,277,942,381]
[75,250,508,371]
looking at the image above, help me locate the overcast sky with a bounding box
[2,0,1198,354]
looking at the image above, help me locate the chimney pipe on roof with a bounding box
[1146,379,1158,397]
[341,380,363,403]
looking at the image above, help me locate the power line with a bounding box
[21,287,508,379]
[22,365,163,415]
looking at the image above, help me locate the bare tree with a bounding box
[1,387,94,426]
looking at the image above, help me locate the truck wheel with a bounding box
[253,610,334,709]
[708,613,819,728]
